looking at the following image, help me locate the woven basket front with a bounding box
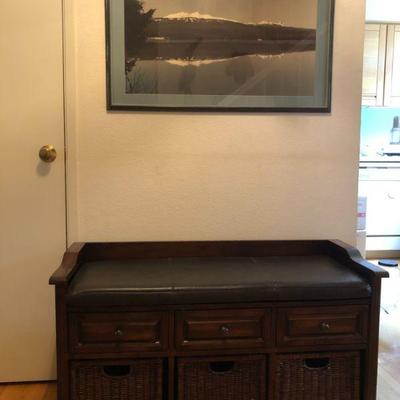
[178,356,266,400]
[71,359,163,400]
[273,352,360,400]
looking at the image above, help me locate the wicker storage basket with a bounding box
[273,352,360,400]
[178,355,266,400]
[71,359,163,400]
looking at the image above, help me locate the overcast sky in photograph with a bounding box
[143,0,318,28]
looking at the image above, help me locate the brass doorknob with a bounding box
[39,145,57,163]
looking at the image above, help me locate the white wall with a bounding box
[366,0,400,23]
[66,0,364,245]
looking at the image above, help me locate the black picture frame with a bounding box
[106,0,335,112]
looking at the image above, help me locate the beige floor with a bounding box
[376,263,400,400]
[0,264,399,400]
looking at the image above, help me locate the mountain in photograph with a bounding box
[130,13,316,61]
[146,13,316,42]
[124,0,316,61]
[161,12,240,22]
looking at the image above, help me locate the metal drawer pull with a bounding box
[220,325,231,335]
[103,365,131,377]
[304,358,330,369]
[209,361,235,374]
[114,329,123,337]
[320,322,331,331]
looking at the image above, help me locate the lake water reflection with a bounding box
[126,50,315,96]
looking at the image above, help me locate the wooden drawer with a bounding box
[176,309,272,350]
[69,312,169,353]
[277,306,369,346]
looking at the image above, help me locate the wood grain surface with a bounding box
[0,382,56,400]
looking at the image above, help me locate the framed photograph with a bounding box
[106,0,335,112]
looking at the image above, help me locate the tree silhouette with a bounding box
[125,0,155,56]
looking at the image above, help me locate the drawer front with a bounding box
[277,306,368,346]
[178,355,266,400]
[69,312,169,353]
[176,309,272,350]
[272,352,360,400]
[71,359,163,400]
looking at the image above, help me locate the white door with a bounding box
[0,0,66,382]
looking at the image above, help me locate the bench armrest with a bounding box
[49,242,86,286]
[328,240,389,280]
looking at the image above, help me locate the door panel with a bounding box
[385,25,400,106]
[0,0,65,382]
[362,24,387,106]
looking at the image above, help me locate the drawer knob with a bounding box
[320,322,331,331]
[220,325,231,335]
[114,329,123,337]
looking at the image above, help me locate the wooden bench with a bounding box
[50,240,388,400]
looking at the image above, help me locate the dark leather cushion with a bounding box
[67,256,371,306]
